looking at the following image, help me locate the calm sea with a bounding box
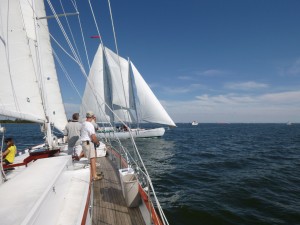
[2,123,300,225]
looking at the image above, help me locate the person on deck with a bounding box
[63,113,83,160]
[2,138,17,165]
[80,111,103,181]
[91,116,99,131]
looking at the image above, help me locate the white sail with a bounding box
[130,62,176,127]
[0,0,45,123]
[0,0,67,132]
[82,46,135,123]
[81,45,112,122]
[82,45,175,129]
[34,0,67,132]
[104,47,132,110]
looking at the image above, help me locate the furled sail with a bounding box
[0,0,67,132]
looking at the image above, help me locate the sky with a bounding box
[47,0,300,123]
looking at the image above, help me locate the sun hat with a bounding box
[86,111,94,118]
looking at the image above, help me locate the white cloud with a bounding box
[178,76,195,80]
[224,81,269,90]
[279,58,300,77]
[163,83,205,94]
[64,91,300,123]
[196,69,227,76]
[286,58,300,76]
[162,91,300,123]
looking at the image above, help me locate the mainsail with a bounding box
[0,0,67,132]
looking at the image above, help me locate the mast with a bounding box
[33,2,53,148]
[33,0,68,147]
[128,58,140,128]
[103,47,115,125]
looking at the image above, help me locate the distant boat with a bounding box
[192,121,198,126]
[287,121,292,125]
[80,45,176,139]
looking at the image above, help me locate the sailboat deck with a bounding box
[93,156,146,225]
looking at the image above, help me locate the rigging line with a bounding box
[58,0,84,68]
[87,0,104,45]
[90,12,160,207]
[30,1,88,80]
[20,0,46,123]
[26,0,79,65]
[88,0,130,123]
[46,0,87,77]
[31,0,50,123]
[71,0,91,70]
[76,13,91,70]
[107,0,131,122]
[24,0,53,147]
[52,50,82,100]
[24,0,80,121]
[123,126,170,224]
[23,0,52,122]
[49,33,78,63]
[87,0,117,120]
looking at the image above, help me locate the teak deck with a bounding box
[93,156,146,225]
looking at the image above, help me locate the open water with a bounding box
[2,123,300,225]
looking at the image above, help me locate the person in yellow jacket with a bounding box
[2,138,17,165]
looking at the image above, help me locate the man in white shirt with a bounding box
[80,111,103,181]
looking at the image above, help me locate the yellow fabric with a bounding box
[5,145,16,163]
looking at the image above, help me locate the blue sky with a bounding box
[48,0,300,123]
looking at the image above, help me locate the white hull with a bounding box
[97,127,165,139]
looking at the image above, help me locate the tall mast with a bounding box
[34,1,53,148]
[128,58,139,128]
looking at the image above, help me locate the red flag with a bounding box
[90,35,100,39]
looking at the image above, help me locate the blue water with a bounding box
[2,123,300,225]
[134,123,300,225]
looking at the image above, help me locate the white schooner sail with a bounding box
[0,0,67,132]
[80,44,175,138]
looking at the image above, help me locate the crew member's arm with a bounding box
[91,134,100,146]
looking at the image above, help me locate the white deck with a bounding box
[0,155,91,225]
